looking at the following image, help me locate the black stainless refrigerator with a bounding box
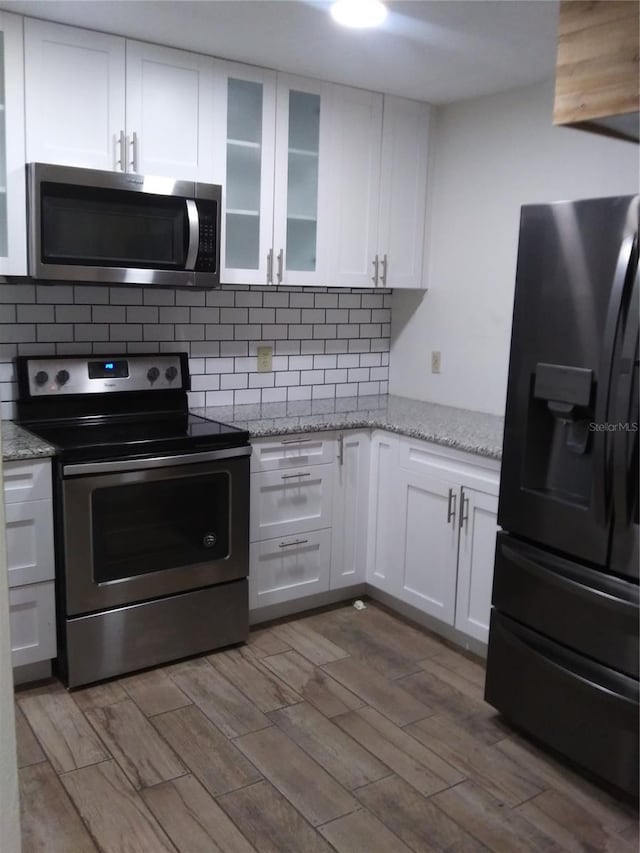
[485,195,639,798]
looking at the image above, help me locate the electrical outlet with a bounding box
[431,350,441,374]
[257,346,273,373]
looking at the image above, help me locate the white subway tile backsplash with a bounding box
[1,285,390,411]
[18,305,54,323]
[288,385,312,401]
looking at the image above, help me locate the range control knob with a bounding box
[56,369,70,386]
[147,367,160,383]
[34,370,48,387]
[165,365,178,382]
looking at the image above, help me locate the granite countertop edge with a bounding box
[1,421,56,463]
[2,395,504,463]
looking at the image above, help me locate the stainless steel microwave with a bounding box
[27,163,221,288]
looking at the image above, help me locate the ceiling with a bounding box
[3,0,560,103]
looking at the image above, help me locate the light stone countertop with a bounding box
[194,394,504,460]
[1,421,56,463]
[2,394,505,462]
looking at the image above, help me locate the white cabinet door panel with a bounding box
[250,528,331,609]
[217,61,277,285]
[126,41,217,180]
[250,463,334,541]
[455,489,499,643]
[397,469,458,623]
[251,433,335,472]
[3,459,52,504]
[367,432,400,594]
[25,19,125,170]
[378,96,429,289]
[329,86,382,288]
[331,431,370,588]
[5,499,55,588]
[9,581,56,668]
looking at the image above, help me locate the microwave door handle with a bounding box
[185,199,200,270]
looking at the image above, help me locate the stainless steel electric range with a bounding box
[16,352,250,688]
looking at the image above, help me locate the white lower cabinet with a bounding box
[455,486,499,642]
[250,529,331,610]
[9,581,56,667]
[331,431,370,589]
[395,465,459,623]
[3,459,57,671]
[249,428,499,645]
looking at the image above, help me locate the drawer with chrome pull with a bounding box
[249,528,332,609]
[250,432,336,473]
[250,462,335,542]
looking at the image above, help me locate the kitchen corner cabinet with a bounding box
[367,432,499,642]
[331,431,370,589]
[0,12,27,275]
[3,459,56,670]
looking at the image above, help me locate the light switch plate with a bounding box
[431,351,441,374]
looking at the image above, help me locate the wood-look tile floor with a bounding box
[15,601,639,853]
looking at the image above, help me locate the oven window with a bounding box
[41,183,188,269]
[91,472,230,583]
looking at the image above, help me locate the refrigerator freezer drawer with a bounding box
[492,533,639,678]
[485,611,639,797]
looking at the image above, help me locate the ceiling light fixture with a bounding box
[330,0,388,29]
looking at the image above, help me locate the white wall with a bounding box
[0,427,21,853]
[390,79,640,415]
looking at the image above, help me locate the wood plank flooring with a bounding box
[15,601,638,853]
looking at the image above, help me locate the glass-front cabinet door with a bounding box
[273,75,332,286]
[0,12,27,275]
[218,62,276,285]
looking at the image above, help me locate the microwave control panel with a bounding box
[195,200,219,274]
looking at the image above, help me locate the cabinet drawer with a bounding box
[250,528,331,609]
[250,463,334,542]
[3,459,52,504]
[251,433,335,472]
[9,581,57,668]
[5,499,55,587]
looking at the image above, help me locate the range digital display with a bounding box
[88,359,129,379]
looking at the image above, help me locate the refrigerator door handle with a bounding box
[593,233,636,525]
[611,260,639,525]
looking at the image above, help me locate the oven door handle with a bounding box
[185,199,200,270]
[62,445,251,477]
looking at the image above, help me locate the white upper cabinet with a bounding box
[0,11,27,275]
[272,74,333,286]
[25,19,125,170]
[125,41,217,180]
[216,62,277,285]
[329,86,383,288]
[377,96,430,290]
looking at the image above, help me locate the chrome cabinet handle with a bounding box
[280,437,312,445]
[337,433,344,466]
[130,131,139,172]
[115,130,126,171]
[281,472,311,480]
[380,253,388,287]
[459,488,469,531]
[279,538,309,548]
[447,488,457,525]
[277,248,284,284]
[267,249,274,285]
[185,200,199,270]
[372,254,379,286]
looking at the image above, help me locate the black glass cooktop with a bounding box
[22,412,249,464]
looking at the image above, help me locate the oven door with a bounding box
[61,449,249,615]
